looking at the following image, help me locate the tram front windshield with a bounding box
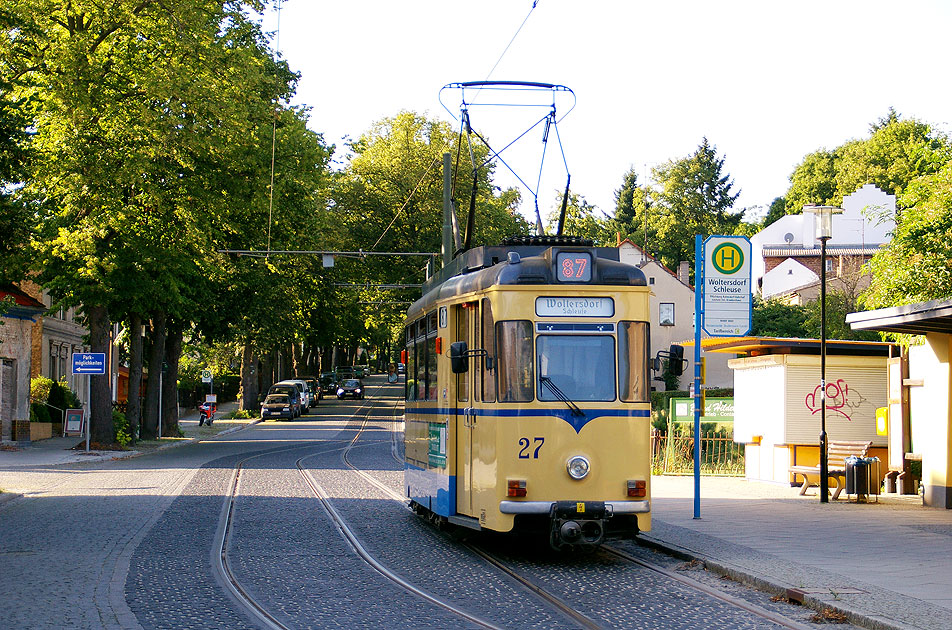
[537,335,616,402]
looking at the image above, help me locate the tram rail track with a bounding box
[214,382,811,630]
[338,385,824,630]
[211,387,388,630]
[214,380,504,630]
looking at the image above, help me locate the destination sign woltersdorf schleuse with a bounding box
[702,236,752,336]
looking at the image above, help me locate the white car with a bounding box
[274,380,311,410]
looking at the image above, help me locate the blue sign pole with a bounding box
[694,234,703,520]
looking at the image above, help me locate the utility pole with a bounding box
[442,152,453,268]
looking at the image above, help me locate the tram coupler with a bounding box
[549,501,607,549]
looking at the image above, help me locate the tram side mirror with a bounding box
[485,356,495,371]
[650,357,662,372]
[668,344,685,376]
[450,341,469,374]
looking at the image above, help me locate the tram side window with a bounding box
[618,321,649,402]
[481,298,495,403]
[423,312,438,401]
[405,336,416,402]
[456,304,470,402]
[496,320,533,403]
[426,335,438,400]
[415,333,426,402]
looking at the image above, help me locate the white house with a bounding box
[752,184,895,299]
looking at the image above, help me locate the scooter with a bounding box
[198,402,216,426]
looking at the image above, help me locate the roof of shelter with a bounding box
[681,336,895,357]
[846,298,952,336]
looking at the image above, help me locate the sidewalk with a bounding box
[0,400,257,470]
[645,476,952,630]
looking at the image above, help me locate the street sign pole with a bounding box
[72,353,106,453]
[693,235,752,520]
[86,375,91,453]
[694,234,703,520]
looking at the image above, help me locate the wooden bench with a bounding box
[789,440,873,500]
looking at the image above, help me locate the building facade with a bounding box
[752,184,895,302]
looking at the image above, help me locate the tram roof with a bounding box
[407,242,646,321]
[682,336,896,357]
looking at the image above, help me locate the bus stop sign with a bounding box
[702,236,752,337]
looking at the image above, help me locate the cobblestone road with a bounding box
[0,378,856,629]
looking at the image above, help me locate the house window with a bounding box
[659,303,675,326]
[825,258,834,273]
[649,277,655,285]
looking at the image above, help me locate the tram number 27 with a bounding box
[518,437,545,459]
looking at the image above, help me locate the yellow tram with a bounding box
[403,237,653,548]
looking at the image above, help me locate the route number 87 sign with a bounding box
[556,252,592,282]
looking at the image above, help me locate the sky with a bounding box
[260,0,952,227]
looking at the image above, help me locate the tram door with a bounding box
[455,302,477,516]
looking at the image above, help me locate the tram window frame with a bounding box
[481,298,496,403]
[405,323,417,401]
[496,320,534,403]
[456,304,470,402]
[618,321,650,403]
[415,322,426,401]
[536,334,617,402]
[426,333,438,400]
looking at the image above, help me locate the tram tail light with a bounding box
[435,337,443,354]
[627,480,647,498]
[507,479,527,497]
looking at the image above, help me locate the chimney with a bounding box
[677,261,690,286]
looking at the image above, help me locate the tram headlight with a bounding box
[566,455,590,480]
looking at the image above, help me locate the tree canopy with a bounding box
[862,160,952,308]
[616,138,742,272]
[777,109,952,221]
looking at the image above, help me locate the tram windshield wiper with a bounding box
[539,376,584,417]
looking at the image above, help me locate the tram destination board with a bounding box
[702,236,752,337]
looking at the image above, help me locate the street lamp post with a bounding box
[807,205,838,503]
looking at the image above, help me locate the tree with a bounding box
[545,191,614,245]
[5,0,290,442]
[863,160,952,308]
[762,197,787,228]
[648,138,742,271]
[782,110,952,217]
[751,297,808,338]
[0,7,33,285]
[611,167,652,249]
[330,111,528,360]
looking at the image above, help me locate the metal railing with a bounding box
[651,429,745,476]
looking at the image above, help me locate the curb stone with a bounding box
[637,533,903,630]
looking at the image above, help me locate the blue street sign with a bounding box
[72,352,106,375]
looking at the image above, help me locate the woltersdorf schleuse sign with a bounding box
[702,236,752,336]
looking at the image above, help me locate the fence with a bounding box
[651,428,745,476]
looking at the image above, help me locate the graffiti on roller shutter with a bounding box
[804,379,869,421]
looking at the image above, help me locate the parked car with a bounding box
[336,379,364,400]
[260,393,294,420]
[275,379,311,410]
[336,367,357,381]
[267,383,302,417]
[300,376,323,403]
[319,372,337,394]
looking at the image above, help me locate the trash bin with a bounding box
[845,456,869,498]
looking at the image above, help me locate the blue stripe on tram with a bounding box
[404,405,649,433]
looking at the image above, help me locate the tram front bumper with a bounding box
[499,500,649,514]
